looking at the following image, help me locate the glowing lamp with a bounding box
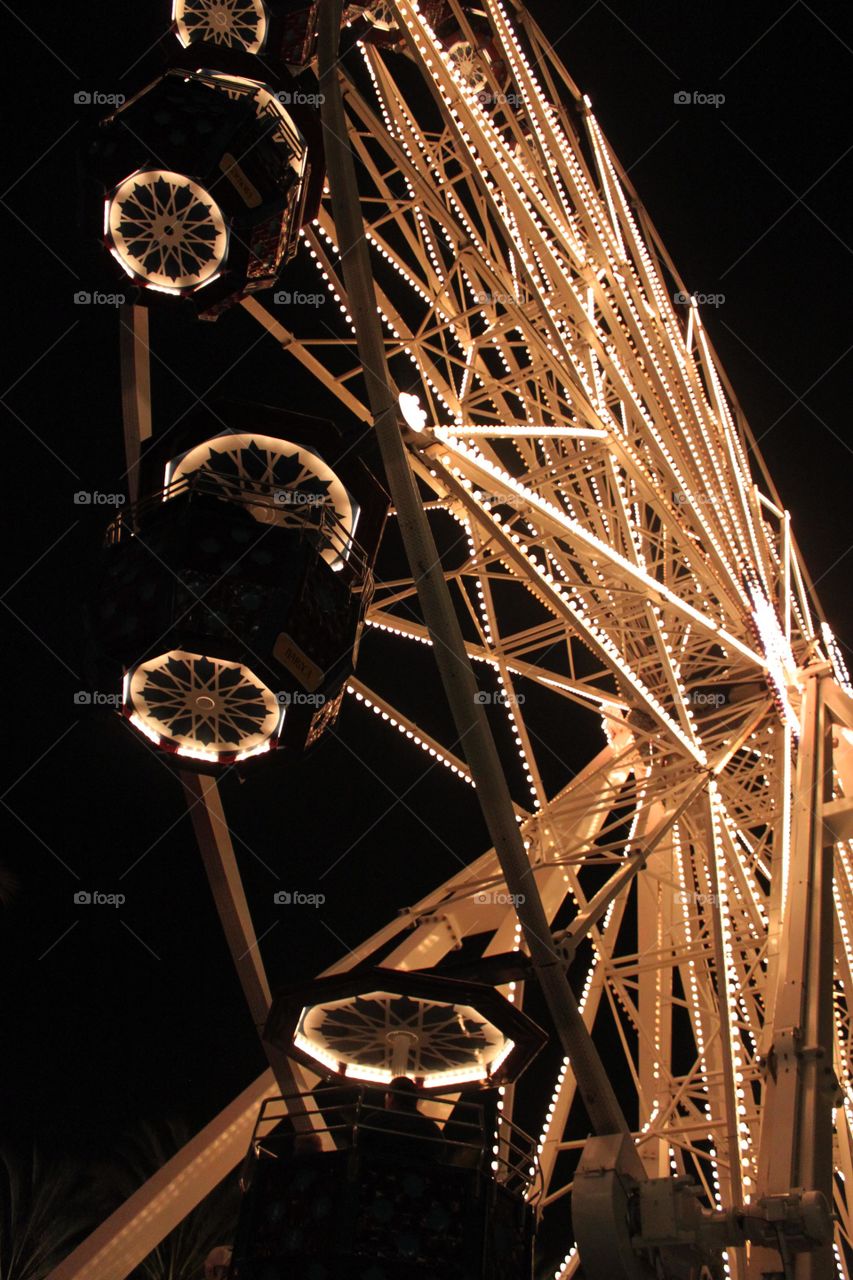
[399,391,429,432]
[265,967,546,1092]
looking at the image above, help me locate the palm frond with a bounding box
[0,1146,106,1280]
[115,1119,239,1280]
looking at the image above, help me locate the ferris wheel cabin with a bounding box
[89,60,323,316]
[94,407,386,767]
[224,969,547,1278]
[230,1085,538,1280]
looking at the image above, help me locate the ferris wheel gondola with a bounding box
[94,405,387,767]
[90,65,321,314]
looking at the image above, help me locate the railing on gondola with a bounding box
[103,471,374,597]
[245,1084,542,1204]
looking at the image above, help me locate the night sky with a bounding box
[1,0,851,1233]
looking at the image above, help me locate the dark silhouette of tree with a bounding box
[0,1120,239,1280]
[0,1146,107,1280]
[0,864,19,906]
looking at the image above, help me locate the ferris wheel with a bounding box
[54,2,853,1279]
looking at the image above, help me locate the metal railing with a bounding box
[104,471,374,595]
[248,1084,541,1203]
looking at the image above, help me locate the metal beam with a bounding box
[823,797,853,845]
[180,772,324,1108]
[750,668,838,1280]
[47,1071,279,1280]
[47,744,630,1280]
[46,774,328,1280]
[317,0,631,1140]
[118,304,151,504]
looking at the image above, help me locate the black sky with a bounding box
[1,0,851,1186]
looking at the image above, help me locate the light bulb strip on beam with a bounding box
[346,681,475,787]
[434,428,764,673]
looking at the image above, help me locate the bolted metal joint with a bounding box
[766,1025,801,1081]
[574,1133,836,1280]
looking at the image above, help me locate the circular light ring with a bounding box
[126,650,282,762]
[168,433,357,566]
[267,970,547,1091]
[297,990,512,1086]
[446,39,488,94]
[107,170,228,292]
[174,0,268,53]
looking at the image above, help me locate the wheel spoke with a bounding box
[174,0,267,54]
[128,651,280,759]
[108,170,227,290]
